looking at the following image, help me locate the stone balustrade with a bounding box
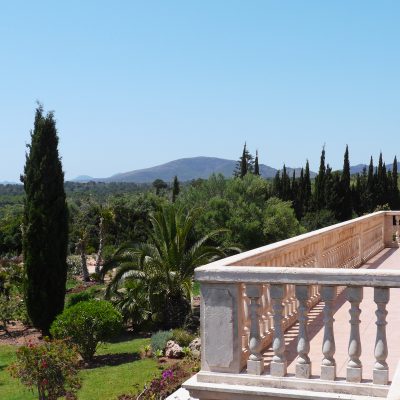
[185,211,400,399]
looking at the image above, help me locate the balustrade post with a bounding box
[346,286,363,383]
[373,287,390,385]
[241,284,250,350]
[295,285,311,378]
[270,284,287,377]
[246,284,264,375]
[321,286,336,380]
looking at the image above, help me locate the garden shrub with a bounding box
[50,300,122,361]
[66,291,93,308]
[8,339,80,400]
[150,330,173,353]
[172,328,195,347]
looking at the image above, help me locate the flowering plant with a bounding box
[8,339,81,400]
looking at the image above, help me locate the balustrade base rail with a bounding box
[184,372,388,400]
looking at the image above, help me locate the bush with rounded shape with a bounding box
[50,300,122,361]
[8,339,80,400]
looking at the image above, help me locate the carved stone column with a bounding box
[295,285,311,378]
[321,286,336,380]
[373,287,390,385]
[270,284,287,377]
[246,285,264,375]
[346,287,363,383]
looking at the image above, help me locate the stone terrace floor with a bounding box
[261,247,400,382]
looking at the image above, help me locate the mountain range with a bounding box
[73,157,317,183]
[75,157,400,184]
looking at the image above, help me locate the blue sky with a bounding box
[1,1,399,181]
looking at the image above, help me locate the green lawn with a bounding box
[0,337,160,400]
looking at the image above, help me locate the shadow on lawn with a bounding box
[84,352,141,369]
[105,331,151,344]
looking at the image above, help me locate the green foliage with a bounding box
[110,280,151,328]
[105,204,232,329]
[151,330,173,353]
[1,337,158,400]
[172,329,195,347]
[0,205,23,255]
[66,291,93,308]
[22,105,69,335]
[301,209,338,231]
[234,143,254,178]
[0,293,24,332]
[172,175,180,202]
[8,339,80,400]
[263,197,305,243]
[50,300,122,361]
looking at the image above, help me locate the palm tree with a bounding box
[103,204,238,329]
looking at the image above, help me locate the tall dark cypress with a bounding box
[392,156,400,209]
[340,145,352,220]
[281,164,291,200]
[21,105,69,335]
[303,160,312,211]
[234,143,254,178]
[376,153,386,206]
[366,156,375,212]
[254,150,260,176]
[172,175,180,203]
[273,171,282,197]
[313,147,326,209]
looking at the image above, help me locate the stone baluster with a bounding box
[241,284,250,350]
[261,284,270,335]
[321,286,336,380]
[396,216,400,243]
[373,287,390,385]
[295,285,311,378]
[270,284,287,377]
[246,284,264,375]
[346,287,363,383]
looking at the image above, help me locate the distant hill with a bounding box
[349,162,400,175]
[73,157,317,183]
[73,175,95,182]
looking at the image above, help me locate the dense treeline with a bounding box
[0,145,398,256]
[271,146,399,225]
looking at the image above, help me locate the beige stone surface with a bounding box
[261,247,400,382]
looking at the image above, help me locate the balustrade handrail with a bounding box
[198,211,395,269]
[195,265,400,287]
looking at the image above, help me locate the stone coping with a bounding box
[193,211,391,270]
[195,265,400,287]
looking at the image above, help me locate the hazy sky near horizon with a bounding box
[1,1,400,181]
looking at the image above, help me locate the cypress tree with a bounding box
[340,145,352,221]
[297,167,305,218]
[273,171,282,197]
[366,156,375,211]
[254,150,260,176]
[281,164,291,200]
[303,160,312,211]
[392,156,400,209]
[172,175,180,203]
[234,143,254,178]
[21,105,69,335]
[313,146,326,209]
